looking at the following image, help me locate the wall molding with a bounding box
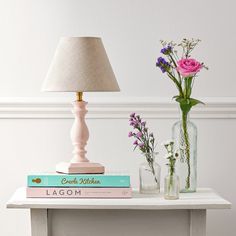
[0,97,236,119]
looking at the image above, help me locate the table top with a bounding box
[7,187,231,210]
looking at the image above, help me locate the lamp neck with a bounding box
[76,92,83,102]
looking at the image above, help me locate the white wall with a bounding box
[0,0,236,235]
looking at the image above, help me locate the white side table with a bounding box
[7,188,231,236]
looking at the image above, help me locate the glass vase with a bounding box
[172,111,197,193]
[139,153,161,194]
[164,171,180,200]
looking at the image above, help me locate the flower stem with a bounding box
[168,172,174,194]
[148,160,159,186]
[182,111,191,189]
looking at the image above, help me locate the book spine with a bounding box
[27,175,130,187]
[26,187,132,198]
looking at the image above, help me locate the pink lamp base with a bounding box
[56,162,105,174]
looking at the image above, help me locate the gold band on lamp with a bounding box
[76,92,83,101]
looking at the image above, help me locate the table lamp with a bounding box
[42,37,120,174]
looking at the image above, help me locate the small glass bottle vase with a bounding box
[139,153,161,194]
[164,170,180,200]
[172,111,197,193]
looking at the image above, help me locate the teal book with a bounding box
[27,173,130,187]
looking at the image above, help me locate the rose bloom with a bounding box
[177,58,202,77]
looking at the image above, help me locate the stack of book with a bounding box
[26,173,132,198]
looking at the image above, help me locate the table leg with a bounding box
[190,209,206,236]
[30,209,49,236]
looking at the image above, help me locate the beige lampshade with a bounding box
[42,37,120,92]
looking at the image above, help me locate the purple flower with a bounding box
[128,131,133,137]
[136,132,142,138]
[160,45,172,55]
[130,120,139,127]
[128,113,156,159]
[139,143,144,148]
[133,140,138,145]
[130,112,135,118]
[156,57,171,73]
[141,121,146,126]
[161,67,166,73]
[157,57,169,66]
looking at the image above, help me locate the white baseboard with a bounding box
[0,97,235,119]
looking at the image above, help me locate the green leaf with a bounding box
[180,102,192,114]
[189,98,205,107]
[174,96,184,103]
[172,95,181,100]
[174,97,192,114]
[174,97,205,114]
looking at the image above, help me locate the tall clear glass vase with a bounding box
[172,111,197,193]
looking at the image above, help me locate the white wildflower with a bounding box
[162,139,174,146]
[164,153,172,159]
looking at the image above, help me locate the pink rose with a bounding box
[177,58,202,77]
